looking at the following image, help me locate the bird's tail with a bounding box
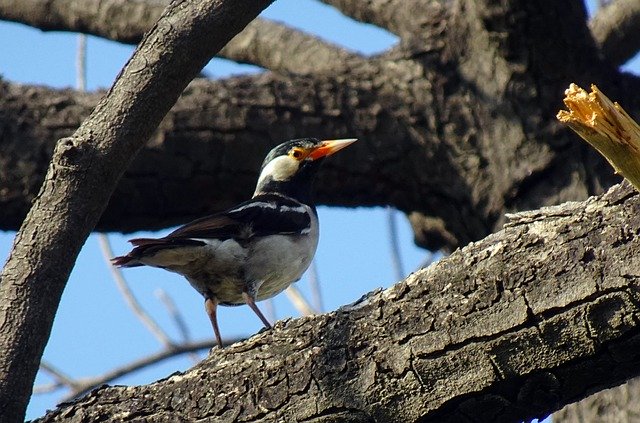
[110,238,164,267]
[110,254,143,267]
[111,237,205,267]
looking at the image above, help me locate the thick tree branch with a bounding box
[35,182,640,422]
[0,0,163,44]
[2,0,635,254]
[589,0,640,67]
[0,0,273,421]
[0,0,361,74]
[220,19,365,74]
[320,0,426,38]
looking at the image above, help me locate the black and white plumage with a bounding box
[112,138,356,347]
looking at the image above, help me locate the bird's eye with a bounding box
[290,148,305,159]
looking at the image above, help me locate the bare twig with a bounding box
[418,251,436,270]
[97,234,175,348]
[154,289,200,363]
[76,34,87,91]
[263,298,276,323]
[154,289,191,342]
[308,260,323,313]
[387,207,405,280]
[32,382,64,395]
[284,285,317,316]
[61,339,233,401]
[39,361,80,391]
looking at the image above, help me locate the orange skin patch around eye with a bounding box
[289,147,310,160]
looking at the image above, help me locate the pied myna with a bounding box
[112,138,356,347]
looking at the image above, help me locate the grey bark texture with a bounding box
[2,0,640,421]
[36,182,640,422]
[0,0,273,421]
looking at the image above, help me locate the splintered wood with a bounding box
[558,83,640,190]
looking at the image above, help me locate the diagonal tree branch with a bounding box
[219,18,365,74]
[589,0,640,67]
[60,339,225,402]
[34,182,640,422]
[0,0,362,74]
[97,234,175,348]
[0,0,273,421]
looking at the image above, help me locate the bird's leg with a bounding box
[204,295,223,348]
[242,291,272,329]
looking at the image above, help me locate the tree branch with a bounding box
[35,182,640,422]
[0,0,635,255]
[0,0,363,74]
[320,0,426,38]
[0,0,163,44]
[61,339,225,401]
[0,0,273,421]
[589,0,640,67]
[220,18,365,74]
[97,234,175,348]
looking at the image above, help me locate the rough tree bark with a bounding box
[0,0,273,421]
[2,0,640,421]
[3,0,640,251]
[35,182,640,422]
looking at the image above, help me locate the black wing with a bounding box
[166,193,311,240]
[112,194,312,267]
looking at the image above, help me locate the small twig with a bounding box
[154,289,191,342]
[308,260,323,313]
[417,251,437,270]
[154,289,200,363]
[61,339,235,402]
[33,382,64,395]
[39,361,81,391]
[76,34,87,91]
[284,285,317,316]
[263,298,276,323]
[387,207,405,280]
[97,234,175,348]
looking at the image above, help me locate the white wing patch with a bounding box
[230,201,306,215]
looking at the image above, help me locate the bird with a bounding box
[112,137,357,347]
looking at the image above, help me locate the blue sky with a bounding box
[1,0,638,420]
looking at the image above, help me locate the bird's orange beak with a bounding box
[308,138,357,160]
